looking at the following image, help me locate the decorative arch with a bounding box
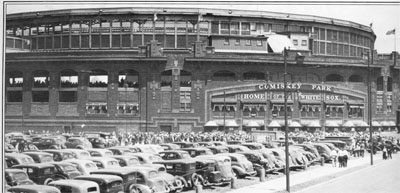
[243,71,265,80]
[325,74,344,82]
[89,69,108,87]
[212,70,236,81]
[33,70,50,88]
[60,69,78,88]
[8,70,23,87]
[348,74,364,82]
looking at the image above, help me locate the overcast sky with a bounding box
[4,1,400,54]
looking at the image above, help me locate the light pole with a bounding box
[364,50,373,165]
[283,47,290,192]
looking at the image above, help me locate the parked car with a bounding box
[172,142,199,148]
[288,147,308,169]
[86,149,114,157]
[12,163,56,185]
[241,143,265,151]
[219,153,256,178]
[159,150,192,160]
[65,137,93,149]
[293,144,321,163]
[48,162,82,180]
[194,155,234,185]
[64,149,91,159]
[130,144,164,154]
[237,151,274,175]
[5,143,18,153]
[160,143,181,151]
[259,149,285,172]
[35,137,66,150]
[49,179,100,193]
[42,150,75,162]
[90,167,180,193]
[74,175,124,193]
[64,159,99,175]
[86,132,119,148]
[181,147,214,157]
[226,145,251,153]
[84,157,121,169]
[130,153,166,172]
[111,156,141,167]
[22,152,54,163]
[206,146,229,154]
[5,153,35,168]
[107,147,136,156]
[5,169,35,186]
[310,143,332,162]
[8,185,61,193]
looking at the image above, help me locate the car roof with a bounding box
[47,162,76,167]
[23,152,53,156]
[49,179,98,186]
[160,150,189,153]
[181,147,211,151]
[75,174,122,183]
[85,157,118,162]
[91,167,154,175]
[154,159,196,164]
[5,153,33,158]
[13,163,55,168]
[87,148,112,152]
[6,168,28,173]
[64,159,95,164]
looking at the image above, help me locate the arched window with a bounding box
[161,70,173,88]
[89,69,108,88]
[387,77,393,92]
[33,70,50,88]
[325,74,344,82]
[119,70,139,88]
[213,70,236,81]
[305,73,320,83]
[60,69,78,88]
[270,72,293,83]
[348,74,363,82]
[8,71,23,87]
[180,70,192,87]
[243,71,265,80]
[377,76,384,91]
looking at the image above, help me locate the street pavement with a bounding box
[227,152,396,193]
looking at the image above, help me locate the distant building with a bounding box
[5,7,400,133]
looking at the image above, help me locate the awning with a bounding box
[225,120,239,127]
[243,120,260,127]
[381,121,396,126]
[388,121,396,126]
[204,121,218,127]
[303,120,321,127]
[325,120,342,127]
[268,120,281,127]
[342,121,355,127]
[353,120,369,127]
[211,98,237,103]
[289,121,302,128]
[267,34,296,53]
[372,121,381,127]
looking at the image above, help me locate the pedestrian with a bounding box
[382,146,387,160]
[359,142,365,157]
[330,148,338,167]
[337,148,346,168]
[387,145,392,159]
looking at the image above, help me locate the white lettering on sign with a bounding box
[242,93,265,100]
[258,83,302,90]
[299,94,321,100]
[311,84,332,92]
[324,94,341,100]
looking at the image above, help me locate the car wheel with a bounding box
[191,173,204,187]
[232,169,240,178]
[44,178,53,185]
[129,185,140,193]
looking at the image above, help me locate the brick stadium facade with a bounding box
[5,7,400,133]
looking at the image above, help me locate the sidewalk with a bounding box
[227,153,388,193]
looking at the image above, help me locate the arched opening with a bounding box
[212,70,235,81]
[60,69,78,88]
[118,69,139,88]
[325,74,344,82]
[348,74,363,82]
[243,71,265,80]
[89,69,108,88]
[8,71,23,87]
[33,70,50,88]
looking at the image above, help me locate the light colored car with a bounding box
[65,137,93,149]
[63,159,98,175]
[86,149,113,157]
[8,185,61,193]
[64,149,91,159]
[130,144,164,154]
[49,179,100,193]
[84,157,121,169]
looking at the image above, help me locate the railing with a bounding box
[6,36,31,51]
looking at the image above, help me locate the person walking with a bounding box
[387,145,393,159]
[382,146,388,160]
[337,148,346,168]
[330,148,338,167]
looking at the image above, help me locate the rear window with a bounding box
[41,155,54,162]
[109,180,123,188]
[43,168,53,175]
[88,186,98,192]
[62,165,77,172]
[11,172,29,181]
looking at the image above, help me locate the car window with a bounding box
[90,152,101,157]
[108,161,120,167]
[182,153,191,159]
[148,171,157,178]
[86,163,97,169]
[87,186,98,192]
[41,155,53,162]
[128,159,140,166]
[93,161,104,169]
[62,165,77,172]
[43,168,53,175]
[11,172,29,181]
[109,180,123,188]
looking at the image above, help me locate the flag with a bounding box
[386,29,395,35]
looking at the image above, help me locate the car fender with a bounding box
[231,165,246,175]
[131,184,152,193]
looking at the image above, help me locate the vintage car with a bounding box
[181,147,214,157]
[210,141,228,146]
[194,155,234,185]
[311,143,332,162]
[107,146,136,156]
[241,142,265,151]
[206,146,229,154]
[160,143,181,151]
[74,175,124,193]
[35,137,66,150]
[294,144,322,162]
[5,143,18,153]
[64,159,99,175]
[237,151,274,175]
[8,185,61,193]
[130,144,165,154]
[5,153,35,168]
[22,152,54,163]
[86,132,119,148]
[259,149,285,172]
[84,157,121,169]
[172,142,199,148]
[218,153,256,178]
[42,149,75,162]
[5,169,35,186]
[226,145,251,153]
[131,153,166,172]
[87,149,114,157]
[48,162,82,180]
[65,137,93,149]
[291,146,315,166]
[288,147,308,169]
[111,156,141,167]
[159,150,192,160]
[269,148,297,169]
[64,149,91,159]
[49,179,100,193]
[197,142,214,147]
[226,140,243,145]
[91,167,181,193]
[12,163,56,185]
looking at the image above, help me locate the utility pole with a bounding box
[283,47,290,192]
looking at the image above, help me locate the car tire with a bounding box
[129,185,140,193]
[44,178,53,185]
[191,173,204,187]
[76,145,84,149]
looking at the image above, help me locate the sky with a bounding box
[3,1,400,54]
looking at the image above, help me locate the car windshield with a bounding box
[11,172,29,181]
[85,163,97,169]
[19,157,35,164]
[41,155,53,162]
[128,159,140,166]
[68,139,82,143]
[149,155,162,162]
[107,161,120,168]
[63,153,75,160]
[62,165,77,172]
